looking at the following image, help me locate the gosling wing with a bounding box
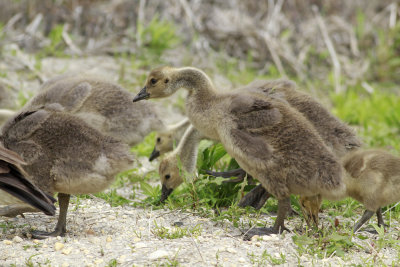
[221,94,282,164]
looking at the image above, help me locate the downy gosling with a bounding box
[150,118,190,161]
[26,74,165,146]
[1,108,134,238]
[133,66,344,236]
[300,149,400,233]
[158,125,203,201]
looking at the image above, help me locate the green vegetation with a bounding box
[137,15,180,57]
[248,250,287,265]
[152,221,202,239]
[1,5,398,264]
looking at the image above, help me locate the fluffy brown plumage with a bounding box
[1,108,134,238]
[221,79,361,209]
[301,149,400,232]
[133,66,345,236]
[25,74,165,146]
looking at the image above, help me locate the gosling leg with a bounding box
[31,193,70,239]
[272,198,291,233]
[239,185,298,217]
[238,184,271,210]
[353,210,374,233]
[243,197,291,240]
[376,208,388,228]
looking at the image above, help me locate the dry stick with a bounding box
[8,46,46,83]
[263,0,307,79]
[178,0,202,31]
[4,13,22,33]
[25,13,43,35]
[389,2,398,29]
[258,30,287,78]
[312,6,342,94]
[332,16,360,57]
[62,24,82,55]
[136,0,146,48]
[265,0,284,34]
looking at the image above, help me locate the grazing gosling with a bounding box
[209,79,362,209]
[0,145,56,216]
[150,118,190,161]
[133,66,344,236]
[1,109,134,238]
[158,125,203,201]
[25,75,165,146]
[300,149,400,232]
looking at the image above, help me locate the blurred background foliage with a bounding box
[0,0,399,210]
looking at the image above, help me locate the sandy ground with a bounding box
[0,56,399,266]
[1,181,399,266]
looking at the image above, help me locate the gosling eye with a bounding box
[150,78,157,85]
[165,174,171,180]
[164,79,169,84]
[157,137,161,143]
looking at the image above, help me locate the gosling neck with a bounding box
[175,125,202,173]
[173,67,216,99]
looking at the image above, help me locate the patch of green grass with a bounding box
[152,221,202,239]
[135,14,180,65]
[131,132,157,157]
[0,222,27,234]
[292,228,357,259]
[78,188,131,207]
[248,250,287,266]
[331,89,400,152]
[38,24,69,58]
[107,258,118,267]
[24,254,40,267]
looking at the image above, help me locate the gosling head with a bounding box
[299,195,322,228]
[159,154,184,202]
[133,66,176,102]
[149,132,174,161]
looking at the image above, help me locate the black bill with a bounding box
[133,87,150,102]
[149,148,160,162]
[160,184,173,202]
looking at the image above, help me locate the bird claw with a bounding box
[30,229,65,239]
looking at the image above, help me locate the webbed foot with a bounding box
[31,228,66,239]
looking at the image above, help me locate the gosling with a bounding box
[1,108,134,238]
[208,79,361,209]
[26,75,165,146]
[133,66,344,236]
[301,149,400,232]
[158,125,203,201]
[150,118,190,161]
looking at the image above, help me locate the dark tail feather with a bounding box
[0,162,56,216]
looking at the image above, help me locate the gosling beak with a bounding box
[149,148,160,162]
[160,184,173,202]
[133,87,150,102]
